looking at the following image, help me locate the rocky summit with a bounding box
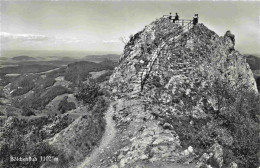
[105,17,259,168]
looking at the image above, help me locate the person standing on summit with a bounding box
[174,13,179,23]
[193,14,199,25]
[169,12,172,20]
[169,12,173,22]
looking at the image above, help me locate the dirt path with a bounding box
[77,101,117,168]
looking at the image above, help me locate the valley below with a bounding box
[0,54,119,168]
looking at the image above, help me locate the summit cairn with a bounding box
[107,16,259,168]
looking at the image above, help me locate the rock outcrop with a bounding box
[107,17,258,168]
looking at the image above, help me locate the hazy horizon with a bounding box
[0,49,122,58]
[1,1,260,56]
[1,49,259,60]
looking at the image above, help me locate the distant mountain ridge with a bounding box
[246,54,260,71]
[0,64,57,75]
[85,54,120,62]
[246,54,260,91]
[11,55,37,61]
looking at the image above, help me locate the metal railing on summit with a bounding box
[183,21,192,31]
[176,19,193,30]
[162,15,193,31]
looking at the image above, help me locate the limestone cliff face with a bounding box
[108,17,258,168]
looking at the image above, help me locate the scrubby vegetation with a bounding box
[212,82,260,168]
[95,70,113,83]
[31,85,73,110]
[75,81,103,108]
[64,61,114,83]
[70,97,108,161]
[46,90,109,166]
[5,106,22,117]
[0,90,6,98]
[0,75,19,86]
[99,59,118,69]
[0,116,72,168]
[10,74,39,97]
[13,85,72,110]
[40,77,56,90]
[57,96,76,114]
[0,56,117,167]
[9,74,58,97]
[165,79,260,168]
[21,106,35,116]
[86,96,108,138]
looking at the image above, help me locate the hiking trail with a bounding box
[77,101,117,168]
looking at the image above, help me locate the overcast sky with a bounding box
[1,1,260,55]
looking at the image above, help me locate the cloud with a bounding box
[102,39,121,43]
[1,32,122,45]
[1,32,48,42]
[0,31,124,51]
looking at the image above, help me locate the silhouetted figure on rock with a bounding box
[168,12,175,23]
[193,14,199,25]
[169,12,172,20]
[174,13,179,23]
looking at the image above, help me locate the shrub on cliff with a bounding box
[0,114,74,167]
[21,106,35,116]
[57,96,76,114]
[75,81,102,108]
[167,78,260,167]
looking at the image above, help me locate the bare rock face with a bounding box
[108,17,258,167]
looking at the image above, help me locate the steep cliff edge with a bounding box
[105,17,259,168]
